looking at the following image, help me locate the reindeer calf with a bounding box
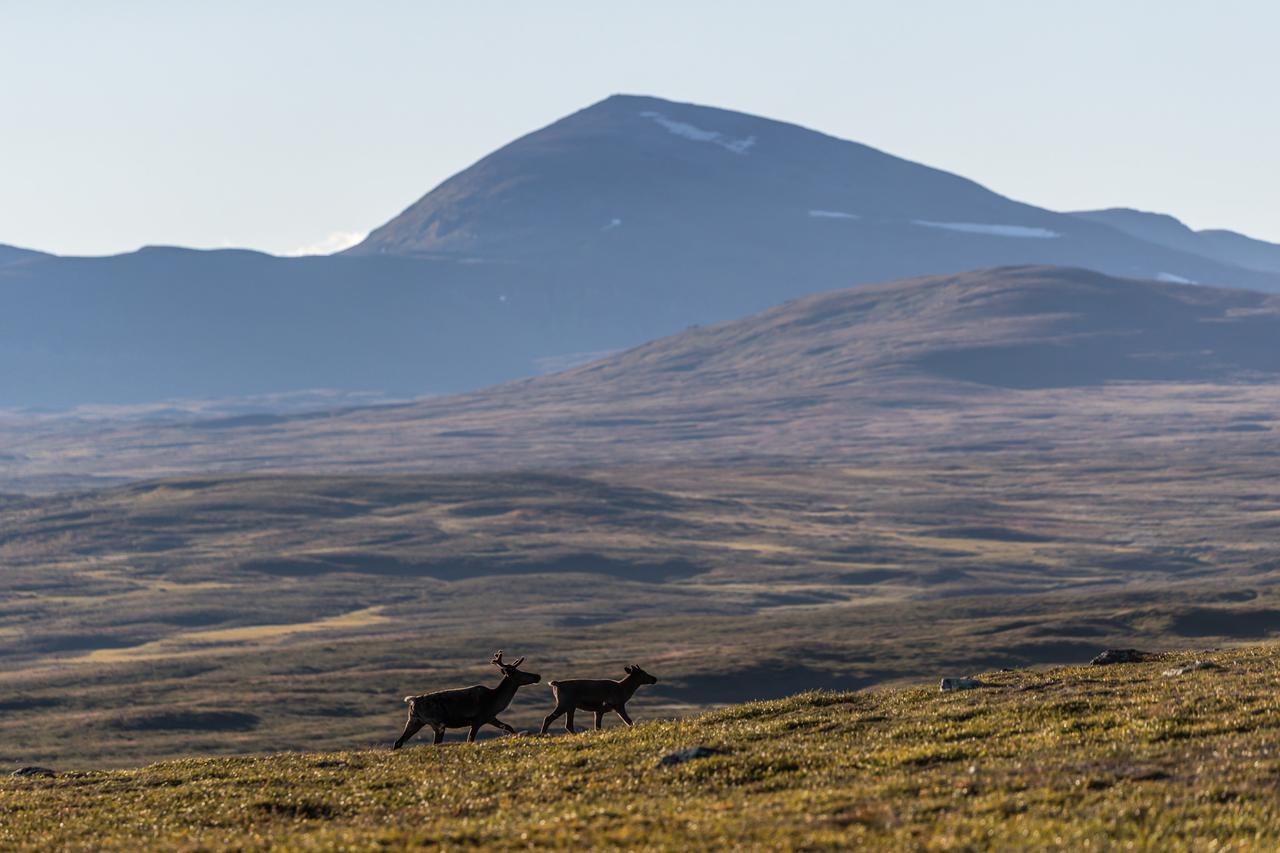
[540,664,658,734]
[393,651,540,748]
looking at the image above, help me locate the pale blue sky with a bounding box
[3,1,1277,256]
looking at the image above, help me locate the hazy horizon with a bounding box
[3,0,1279,257]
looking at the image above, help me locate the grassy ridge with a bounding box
[6,646,1280,850]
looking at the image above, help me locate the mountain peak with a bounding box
[344,96,1280,300]
[343,94,1052,260]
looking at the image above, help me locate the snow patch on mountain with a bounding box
[808,210,860,220]
[1157,272,1196,284]
[639,111,755,154]
[913,220,1060,239]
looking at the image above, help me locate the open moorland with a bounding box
[5,645,1280,850]
[4,445,1280,768]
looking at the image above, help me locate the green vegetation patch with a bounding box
[6,646,1280,849]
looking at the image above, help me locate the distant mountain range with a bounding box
[1071,208,1280,274]
[4,94,1279,409]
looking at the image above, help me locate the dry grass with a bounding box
[77,606,392,664]
[5,646,1280,850]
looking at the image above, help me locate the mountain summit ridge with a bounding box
[1072,207,1280,274]
[347,94,1082,260]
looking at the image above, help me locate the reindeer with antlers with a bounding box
[393,651,541,748]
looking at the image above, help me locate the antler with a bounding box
[491,651,525,668]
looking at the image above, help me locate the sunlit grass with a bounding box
[6,646,1280,849]
[79,606,393,664]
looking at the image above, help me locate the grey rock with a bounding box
[11,766,55,778]
[1090,649,1148,666]
[1162,660,1221,677]
[940,677,986,691]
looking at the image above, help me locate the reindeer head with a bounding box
[492,650,541,685]
[624,664,658,685]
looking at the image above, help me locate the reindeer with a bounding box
[539,664,658,734]
[393,651,540,748]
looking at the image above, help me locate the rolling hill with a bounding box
[4,96,1280,409]
[506,264,1280,392]
[4,265,1278,489]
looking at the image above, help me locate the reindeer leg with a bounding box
[432,726,445,745]
[614,705,634,726]
[594,710,604,730]
[467,723,482,743]
[565,709,577,734]
[489,717,518,736]
[541,707,565,735]
[393,715,425,750]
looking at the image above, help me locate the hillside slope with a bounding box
[6,645,1280,849]
[531,264,1280,391]
[5,265,1279,489]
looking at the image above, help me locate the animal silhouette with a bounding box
[394,651,540,748]
[540,664,658,734]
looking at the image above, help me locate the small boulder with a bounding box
[1162,660,1221,677]
[659,746,723,767]
[940,677,985,691]
[1090,649,1148,666]
[11,766,55,778]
